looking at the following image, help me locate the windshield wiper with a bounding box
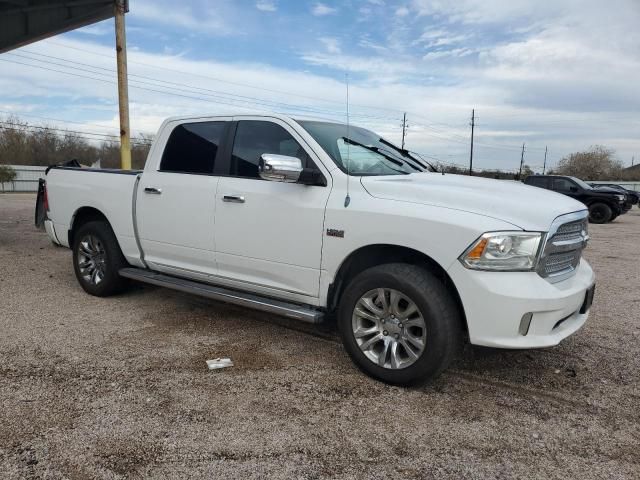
[378,138,437,172]
[341,137,417,172]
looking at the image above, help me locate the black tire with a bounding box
[72,220,129,296]
[588,203,612,224]
[609,213,618,222]
[337,263,462,385]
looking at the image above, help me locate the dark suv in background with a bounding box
[524,175,626,223]
[589,183,639,210]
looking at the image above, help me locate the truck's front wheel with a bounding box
[338,264,461,385]
[72,220,129,297]
[588,202,612,224]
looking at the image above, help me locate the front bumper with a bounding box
[448,258,595,349]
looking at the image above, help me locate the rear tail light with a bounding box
[43,183,49,212]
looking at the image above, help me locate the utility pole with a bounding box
[518,143,525,179]
[542,146,548,174]
[401,112,408,150]
[632,156,635,167]
[469,108,475,176]
[114,0,131,170]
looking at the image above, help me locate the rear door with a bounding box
[213,118,331,302]
[526,176,549,189]
[136,119,229,280]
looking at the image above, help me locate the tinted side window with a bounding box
[160,121,226,174]
[231,121,311,179]
[553,178,575,192]
[527,176,547,188]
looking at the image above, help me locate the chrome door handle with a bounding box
[144,187,162,194]
[223,195,245,203]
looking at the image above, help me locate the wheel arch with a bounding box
[327,244,468,337]
[68,206,111,248]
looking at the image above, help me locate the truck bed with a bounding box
[44,166,143,265]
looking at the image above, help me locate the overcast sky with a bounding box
[1,0,639,171]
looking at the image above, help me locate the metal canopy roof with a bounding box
[0,1,122,54]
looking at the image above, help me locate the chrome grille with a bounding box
[543,251,581,275]
[537,213,588,282]
[553,219,588,242]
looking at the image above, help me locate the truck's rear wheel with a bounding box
[588,203,612,224]
[72,220,129,296]
[338,264,461,385]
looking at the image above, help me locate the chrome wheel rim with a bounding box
[351,288,427,370]
[77,235,106,285]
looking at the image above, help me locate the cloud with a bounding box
[423,48,474,60]
[133,0,235,35]
[256,0,277,12]
[319,37,341,54]
[311,3,337,16]
[2,1,640,171]
[395,6,409,17]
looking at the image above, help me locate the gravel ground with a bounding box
[1,193,639,479]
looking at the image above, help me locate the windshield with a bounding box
[570,177,593,190]
[297,120,426,176]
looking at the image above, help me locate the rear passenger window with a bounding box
[160,121,226,174]
[527,176,547,188]
[231,121,311,179]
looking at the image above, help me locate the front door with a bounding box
[137,120,228,279]
[214,118,331,302]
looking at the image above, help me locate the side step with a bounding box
[119,267,324,324]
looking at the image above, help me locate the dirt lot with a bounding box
[1,193,639,479]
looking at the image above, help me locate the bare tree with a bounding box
[0,115,152,169]
[553,146,623,180]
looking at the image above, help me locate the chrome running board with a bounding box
[119,267,324,324]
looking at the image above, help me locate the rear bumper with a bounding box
[448,258,595,349]
[44,219,62,245]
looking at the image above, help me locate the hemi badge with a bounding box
[326,229,344,238]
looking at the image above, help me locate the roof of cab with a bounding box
[161,112,344,125]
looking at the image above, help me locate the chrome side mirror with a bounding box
[259,154,303,183]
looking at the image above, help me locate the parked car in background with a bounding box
[36,114,596,385]
[524,175,626,223]
[589,183,639,209]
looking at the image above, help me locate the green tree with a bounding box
[0,164,17,192]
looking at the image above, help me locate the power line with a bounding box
[41,40,409,115]
[5,52,402,124]
[0,122,152,145]
[20,45,555,153]
[9,51,556,156]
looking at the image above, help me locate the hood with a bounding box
[360,172,587,231]
[591,186,625,195]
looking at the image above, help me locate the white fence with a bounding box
[588,181,640,191]
[0,165,47,192]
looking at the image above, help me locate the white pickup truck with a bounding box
[38,113,595,384]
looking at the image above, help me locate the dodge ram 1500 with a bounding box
[37,114,596,384]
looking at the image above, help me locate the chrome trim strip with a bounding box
[537,210,588,283]
[132,174,147,268]
[119,267,324,323]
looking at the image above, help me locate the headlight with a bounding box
[616,194,625,202]
[460,232,543,271]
